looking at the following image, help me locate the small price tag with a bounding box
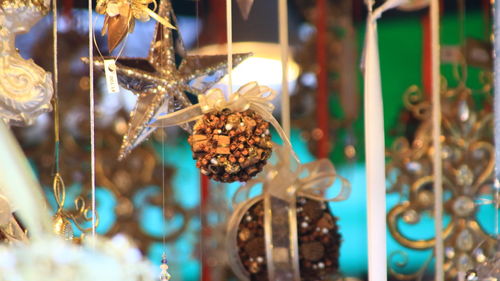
[104,59,119,93]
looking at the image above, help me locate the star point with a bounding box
[83,0,251,159]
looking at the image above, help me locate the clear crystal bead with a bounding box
[406,161,422,174]
[456,229,474,251]
[473,248,486,263]
[402,209,419,224]
[453,196,475,217]
[458,99,470,122]
[445,247,455,259]
[457,253,473,271]
[456,165,474,187]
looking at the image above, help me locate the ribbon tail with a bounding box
[372,0,410,19]
[299,173,351,202]
[148,104,203,128]
[264,183,301,281]
[231,176,265,209]
[364,5,388,281]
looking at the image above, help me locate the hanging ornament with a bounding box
[235,196,341,280]
[160,253,172,281]
[0,121,155,281]
[83,0,250,160]
[236,0,254,20]
[226,145,350,280]
[465,250,500,280]
[0,0,53,126]
[386,74,495,279]
[0,193,27,244]
[96,0,175,52]
[151,82,298,183]
[188,109,272,183]
[51,174,96,240]
[291,0,359,161]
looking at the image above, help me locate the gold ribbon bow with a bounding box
[97,0,175,52]
[149,81,298,162]
[231,144,351,207]
[226,145,350,280]
[97,0,174,27]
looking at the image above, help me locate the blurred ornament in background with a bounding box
[0,234,156,281]
[0,193,27,244]
[386,71,496,279]
[0,0,53,126]
[466,247,500,281]
[291,0,359,160]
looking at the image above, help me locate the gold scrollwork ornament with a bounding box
[386,74,495,279]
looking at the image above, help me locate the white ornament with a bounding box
[0,0,53,126]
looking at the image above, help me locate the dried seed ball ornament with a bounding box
[150,82,298,183]
[237,197,341,280]
[188,109,272,183]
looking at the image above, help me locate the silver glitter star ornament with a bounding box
[83,0,251,159]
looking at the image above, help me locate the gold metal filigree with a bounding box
[386,72,495,279]
[51,173,96,240]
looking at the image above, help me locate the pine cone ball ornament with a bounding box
[236,197,342,281]
[188,109,273,183]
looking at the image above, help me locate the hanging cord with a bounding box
[88,0,96,239]
[51,0,69,215]
[315,0,328,158]
[493,0,500,238]
[279,0,290,138]
[52,0,60,174]
[454,0,467,82]
[430,0,443,280]
[160,11,166,254]
[226,0,233,95]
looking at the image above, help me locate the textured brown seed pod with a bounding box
[188,109,272,183]
[236,197,341,281]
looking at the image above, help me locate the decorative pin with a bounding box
[160,253,171,281]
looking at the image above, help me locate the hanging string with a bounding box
[88,0,96,239]
[226,0,233,95]
[430,0,443,279]
[493,0,500,238]
[51,0,70,218]
[278,0,290,138]
[52,0,60,174]
[315,0,328,158]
